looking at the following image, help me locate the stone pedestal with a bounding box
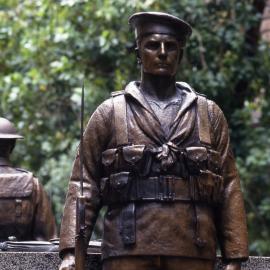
[0,253,269,270]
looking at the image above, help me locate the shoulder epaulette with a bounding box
[195,91,207,98]
[15,168,30,174]
[177,81,194,92]
[111,90,125,97]
[177,81,207,98]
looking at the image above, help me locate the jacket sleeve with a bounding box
[32,177,57,240]
[208,100,249,261]
[59,99,113,257]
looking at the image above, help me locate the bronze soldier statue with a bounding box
[0,117,57,241]
[59,12,248,270]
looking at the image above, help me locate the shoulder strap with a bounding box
[197,95,211,146]
[112,91,129,146]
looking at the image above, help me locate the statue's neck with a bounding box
[140,72,176,101]
[0,156,11,166]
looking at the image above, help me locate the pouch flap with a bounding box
[0,173,33,198]
[208,149,222,167]
[200,170,224,184]
[199,170,214,186]
[186,147,208,162]
[110,172,130,189]
[102,148,117,166]
[100,177,108,192]
[122,145,145,164]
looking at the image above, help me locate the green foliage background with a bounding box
[0,0,269,255]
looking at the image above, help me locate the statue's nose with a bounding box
[158,42,168,61]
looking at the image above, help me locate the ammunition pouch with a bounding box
[100,172,131,204]
[190,171,224,204]
[185,147,208,174]
[102,148,118,175]
[102,145,147,175]
[185,146,223,204]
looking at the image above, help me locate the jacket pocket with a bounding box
[186,147,208,174]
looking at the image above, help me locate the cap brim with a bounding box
[129,11,192,38]
[0,135,24,139]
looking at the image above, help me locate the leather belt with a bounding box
[134,176,190,202]
[104,175,191,205]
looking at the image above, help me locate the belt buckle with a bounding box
[160,176,175,201]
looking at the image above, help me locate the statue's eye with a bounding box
[165,42,178,51]
[144,41,160,50]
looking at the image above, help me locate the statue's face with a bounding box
[138,34,182,76]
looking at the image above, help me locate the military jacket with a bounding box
[59,81,248,261]
[0,157,57,241]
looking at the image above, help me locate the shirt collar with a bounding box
[124,80,198,118]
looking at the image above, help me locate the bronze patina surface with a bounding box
[0,117,57,241]
[59,12,248,270]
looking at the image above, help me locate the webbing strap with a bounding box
[120,203,136,245]
[197,96,211,146]
[112,92,128,146]
[112,92,135,245]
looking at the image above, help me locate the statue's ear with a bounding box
[135,47,141,65]
[135,47,140,59]
[10,140,16,153]
[178,49,184,63]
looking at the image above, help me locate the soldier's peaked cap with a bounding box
[129,12,192,45]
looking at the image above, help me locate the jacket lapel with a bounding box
[167,84,198,143]
[125,81,166,144]
[172,84,197,126]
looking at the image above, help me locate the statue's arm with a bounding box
[209,101,249,265]
[59,251,75,270]
[33,177,58,240]
[224,261,241,270]
[59,99,113,266]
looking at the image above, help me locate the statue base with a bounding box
[0,252,268,270]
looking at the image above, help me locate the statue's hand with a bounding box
[59,253,75,270]
[224,261,241,270]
